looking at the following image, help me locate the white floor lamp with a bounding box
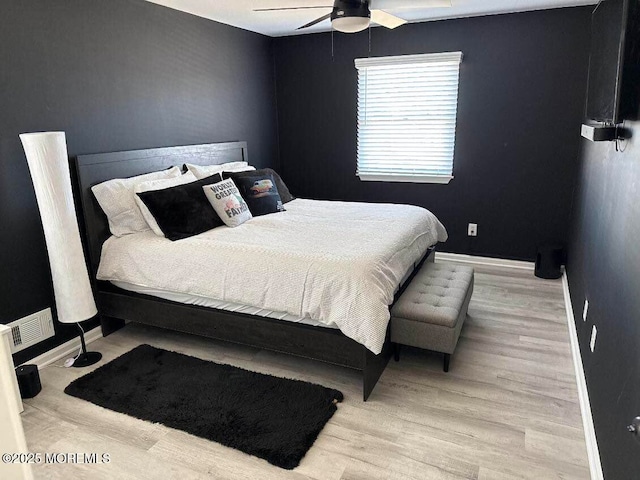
[20,132,102,367]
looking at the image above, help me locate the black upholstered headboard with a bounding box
[75,141,248,278]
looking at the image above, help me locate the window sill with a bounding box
[357,174,453,184]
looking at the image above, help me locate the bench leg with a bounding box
[443,353,451,372]
[393,343,400,362]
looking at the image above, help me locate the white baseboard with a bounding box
[561,272,604,480]
[435,252,535,270]
[23,327,102,369]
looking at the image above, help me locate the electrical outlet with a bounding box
[468,223,478,237]
[582,299,589,322]
[590,325,597,352]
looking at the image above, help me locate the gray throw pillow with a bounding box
[203,179,252,227]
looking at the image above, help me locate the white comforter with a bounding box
[97,199,448,353]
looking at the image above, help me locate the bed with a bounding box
[75,141,447,400]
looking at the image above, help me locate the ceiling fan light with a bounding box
[332,16,370,33]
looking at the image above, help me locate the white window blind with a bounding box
[355,52,462,184]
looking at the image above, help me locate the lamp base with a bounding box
[72,351,102,368]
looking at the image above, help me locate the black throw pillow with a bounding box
[223,168,295,204]
[228,171,286,217]
[135,174,223,241]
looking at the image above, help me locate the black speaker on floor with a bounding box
[535,244,565,279]
[15,364,42,399]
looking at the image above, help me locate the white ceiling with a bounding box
[145,0,598,37]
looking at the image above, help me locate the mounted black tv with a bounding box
[585,0,640,124]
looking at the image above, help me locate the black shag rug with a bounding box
[64,344,343,469]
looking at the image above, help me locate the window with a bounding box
[355,52,463,184]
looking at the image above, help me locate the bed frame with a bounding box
[75,141,433,401]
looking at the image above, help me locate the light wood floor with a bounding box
[21,263,590,479]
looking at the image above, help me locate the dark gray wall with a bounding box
[274,7,591,261]
[0,0,278,364]
[567,124,640,478]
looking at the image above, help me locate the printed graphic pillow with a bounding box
[232,172,286,217]
[223,168,294,204]
[203,179,252,227]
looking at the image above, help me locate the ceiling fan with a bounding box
[254,0,452,33]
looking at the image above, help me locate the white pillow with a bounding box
[186,162,256,180]
[134,172,199,237]
[92,166,182,237]
[203,179,252,228]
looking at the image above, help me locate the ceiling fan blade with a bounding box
[373,0,451,9]
[297,12,332,30]
[254,6,332,12]
[371,9,407,29]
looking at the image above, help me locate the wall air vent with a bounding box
[8,308,55,354]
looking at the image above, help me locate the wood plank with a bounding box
[21,262,590,479]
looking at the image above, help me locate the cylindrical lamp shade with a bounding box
[20,132,97,324]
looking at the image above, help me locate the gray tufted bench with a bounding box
[391,262,474,372]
